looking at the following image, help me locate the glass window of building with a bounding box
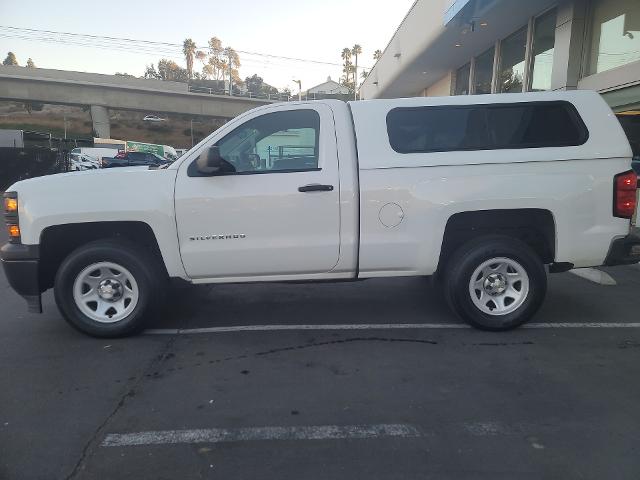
[588,0,640,75]
[455,63,471,95]
[474,47,494,94]
[499,27,527,93]
[530,10,557,91]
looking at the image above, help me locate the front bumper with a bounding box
[603,227,640,267]
[0,243,42,313]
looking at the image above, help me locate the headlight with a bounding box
[3,192,20,243]
[4,196,17,215]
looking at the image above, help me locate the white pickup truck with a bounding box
[2,91,639,337]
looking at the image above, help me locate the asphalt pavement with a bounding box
[1,228,640,479]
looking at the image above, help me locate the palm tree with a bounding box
[373,49,383,61]
[351,44,362,100]
[341,48,352,67]
[182,38,197,79]
[340,48,353,91]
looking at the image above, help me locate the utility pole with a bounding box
[63,115,68,139]
[190,119,194,147]
[227,51,233,96]
[293,79,302,101]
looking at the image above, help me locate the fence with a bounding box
[0,147,68,190]
[187,85,351,102]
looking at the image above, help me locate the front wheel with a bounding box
[54,239,164,337]
[444,236,547,331]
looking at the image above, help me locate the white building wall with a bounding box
[425,72,453,97]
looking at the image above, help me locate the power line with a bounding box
[0,25,363,68]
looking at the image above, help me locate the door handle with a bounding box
[298,184,334,192]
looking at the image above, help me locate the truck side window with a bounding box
[386,101,588,153]
[215,109,320,174]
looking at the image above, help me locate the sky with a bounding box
[0,0,414,92]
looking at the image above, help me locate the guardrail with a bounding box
[187,85,350,102]
[187,85,290,101]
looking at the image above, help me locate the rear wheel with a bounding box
[54,239,164,337]
[443,236,547,331]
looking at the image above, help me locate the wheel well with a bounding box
[39,221,166,291]
[438,209,556,272]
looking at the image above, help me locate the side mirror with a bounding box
[196,146,224,174]
[194,146,237,176]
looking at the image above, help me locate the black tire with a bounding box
[54,239,165,338]
[443,235,547,331]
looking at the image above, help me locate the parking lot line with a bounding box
[102,424,421,447]
[143,322,640,335]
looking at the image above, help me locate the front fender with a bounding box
[8,168,186,279]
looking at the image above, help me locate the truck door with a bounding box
[174,104,341,279]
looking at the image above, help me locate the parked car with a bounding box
[69,153,99,171]
[2,91,639,337]
[70,147,119,162]
[143,115,166,122]
[101,151,171,168]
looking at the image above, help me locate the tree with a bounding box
[157,59,189,82]
[223,47,242,92]
[26,57,35,68]
[245,74,278,96]
[196,51,207,72]
[340,48,354,93]
[3,52,18,66]
[351,44,362,98]
[373,50,383,60]
[144,64,160,79]
[341,48,352,66]
[182,38,197,79]
[207,37,224,80]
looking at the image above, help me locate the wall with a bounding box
[426,72,454,97]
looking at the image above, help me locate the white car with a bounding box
[68,153,99,171]
[2,91,639,337]
[143,115,166,122]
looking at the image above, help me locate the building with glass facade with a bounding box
[361,0,640,116]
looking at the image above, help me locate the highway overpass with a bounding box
[0,66,274,138]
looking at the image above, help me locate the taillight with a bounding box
[614,170,638,219]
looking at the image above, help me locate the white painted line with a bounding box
[526,322,640,328]
[102,424,421,447]
[569,268,617,285]
[144,322,640,335]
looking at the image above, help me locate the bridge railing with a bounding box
[187,85,292,101]
[186,85,351,102]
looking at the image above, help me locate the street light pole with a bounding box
[293,79,302,101]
